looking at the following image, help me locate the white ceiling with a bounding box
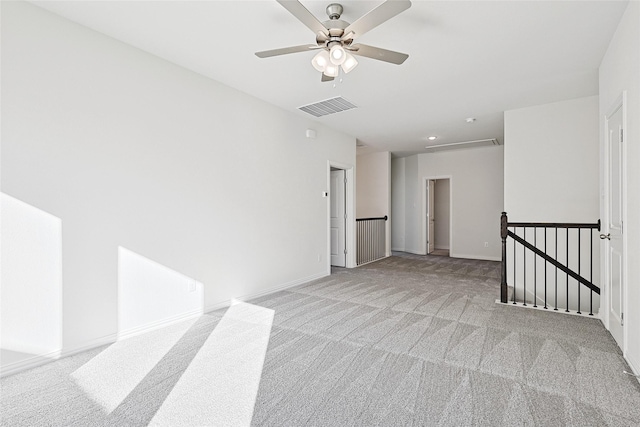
[30,0,628,156]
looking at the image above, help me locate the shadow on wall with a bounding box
[1,193,63,374]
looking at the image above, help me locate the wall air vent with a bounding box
[424,138,501,153]
[299,97,357,117]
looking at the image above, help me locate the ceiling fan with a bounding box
[256,0,412,81]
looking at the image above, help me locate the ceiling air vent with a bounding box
[299,97,357,118]
[424,138,500,153]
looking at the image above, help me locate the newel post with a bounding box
[500,212,508,303]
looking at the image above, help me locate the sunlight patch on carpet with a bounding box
[70,317,198,413]
[149,301,274,426]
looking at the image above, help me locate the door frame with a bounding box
[327,161,356,272]
[601,91,628,353]
[422,175,453,256]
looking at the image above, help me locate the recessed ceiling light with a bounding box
[466,117,476,123]
[428,136,437,140]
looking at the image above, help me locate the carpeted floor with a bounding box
[2,252,640,426]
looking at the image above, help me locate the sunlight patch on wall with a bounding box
[149,301,274,426]
[0,193,62,360]
[118,247,204,339]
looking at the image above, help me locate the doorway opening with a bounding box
[424,177,452,257]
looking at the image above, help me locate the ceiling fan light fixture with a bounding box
[341,53,358,73]
[329,44,346,65]
[311,50,330,72]
[324,63,340,77]
[257,0,412,82]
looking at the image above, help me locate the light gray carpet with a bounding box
[2,252,640,426]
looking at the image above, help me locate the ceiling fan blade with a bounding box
[349,43,408,65]
[321,73,335,82]
[276,0,328,36]
[255,44,320,58]
[344,0,411,38]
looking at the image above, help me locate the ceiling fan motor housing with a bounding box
[318,4,351,49]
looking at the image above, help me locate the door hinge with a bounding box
[344,213,347,219]
[621,312,624,326]
[344,177,347,184]
[344,249,347,254]
[620,128,624,142]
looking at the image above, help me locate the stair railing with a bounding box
[500,212,601,315]
[356,216,388,266]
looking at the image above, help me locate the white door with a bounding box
[330,170,346,267]
[605,101,624,348]
[427,180,435,254]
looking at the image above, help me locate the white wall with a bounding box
[599,0,640,374]
[434,179,450,250]
[1,1,355,354]
[504,96,600,222]
[419,146,503,260]
[404,156,421,254]
[391,158,405,251]
[356,151,391,256]
[391,146,503,260]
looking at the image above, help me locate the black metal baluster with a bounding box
[577,229,582,314]
[544,227,548,309]
[513,227,517,304]
[523,228,527,306]
[566,228,570,313]
[534,227,537,307]
[555,228,558,311]
[500,213,508,304]
[590,228,594,316]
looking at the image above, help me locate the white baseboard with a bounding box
[452,253,501,262]
[626,353,640,385]
[1,348,62,378]
[60,333,118,359]
[404,249,427,256]
[204,271,329,313]
[117,308,204,341]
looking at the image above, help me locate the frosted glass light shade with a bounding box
[311,50,330,72]
[341,53,358,73]
[329,45,346,65]
[324,63,340,77]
